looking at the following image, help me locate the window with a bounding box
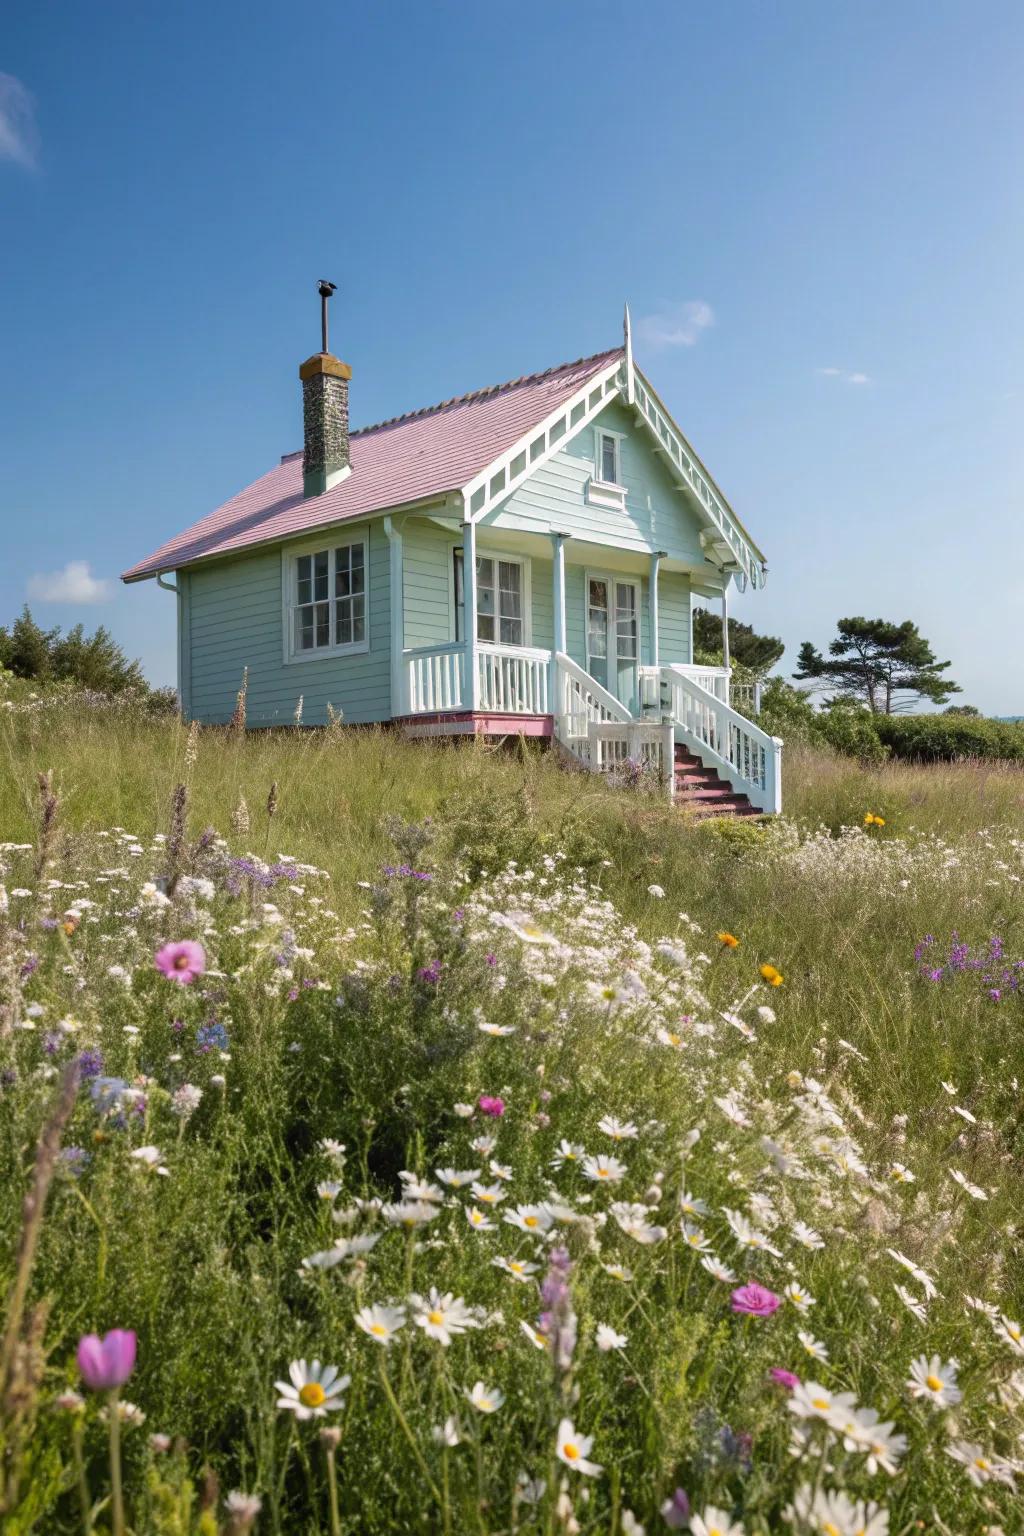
[595,429,622,486]
[290,539,367,657]
[453,550,527,646]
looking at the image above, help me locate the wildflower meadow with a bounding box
[2,698,1024,1534]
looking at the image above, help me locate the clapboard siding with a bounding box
[487,398,707,564]
[187,523,391,725]
[180,398,701,724]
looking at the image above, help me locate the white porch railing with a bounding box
[403,642,550,716]
[404,642,467,714]
[477,643,550,714]
[660,665,782,813]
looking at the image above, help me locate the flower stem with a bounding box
[377,1356,441,1504]
[72,1419,91,1535]
[108,1390,124,1536]
[325,1443,342,1536]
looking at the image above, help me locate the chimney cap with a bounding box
[318,279,337,300]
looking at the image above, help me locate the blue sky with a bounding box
[3,1,1023,711]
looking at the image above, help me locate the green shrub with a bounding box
[874,713,1024,762]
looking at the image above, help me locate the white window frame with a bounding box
[282,531,370,664]
[450,544,532,647]
[587,425,627,509]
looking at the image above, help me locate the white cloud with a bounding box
[27,561,111,604]
[636,300,715,350]
[0,74,39,169]
[816,366,871,385]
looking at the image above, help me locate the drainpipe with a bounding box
[383,517,405,718]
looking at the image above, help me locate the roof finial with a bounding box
[623,301,635,404]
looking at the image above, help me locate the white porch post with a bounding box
[462,520,479,710]
[649,551,663,668]
[383,516,405,718]
[721,580,731,671]
[550,532,567,723]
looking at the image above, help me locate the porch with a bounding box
[387,517,781,814]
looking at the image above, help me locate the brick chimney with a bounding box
[300,281,351,497]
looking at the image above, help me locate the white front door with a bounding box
[586,575,639,712]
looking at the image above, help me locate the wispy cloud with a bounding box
[636,300,715,350]
[27,561,111,604]
[0,73,39,169]
[816,366,871,385]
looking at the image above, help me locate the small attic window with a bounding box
[593,427,624,488]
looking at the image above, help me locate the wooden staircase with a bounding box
[674,743,762,819]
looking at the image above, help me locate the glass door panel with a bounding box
[614,581,639,713]
[586,577,609,691]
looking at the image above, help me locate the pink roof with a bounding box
[122,347,622,582]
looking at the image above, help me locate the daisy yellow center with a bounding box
[480,1192,495,1202]
[667,1033,681,1045]
[822,1524,841,1536]
[974,1457,990,1471]
[1008,1326,1021,1341]
[601,987,616,1000]
[709,1528,724,1536]
[428,1310,444,1326]
[926,1374,944,1392]
[370,1323,387,1337]
[562,1442,579,1460]
[812,1397,831,1411]
[510,1263,524,1273]
[597,1168,610,1178]
[299,1383,326,1408]
[479,1397,492,1410]
[524,1216,538,1228]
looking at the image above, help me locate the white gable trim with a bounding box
[460,360,622,524]
[628,365,767,588]
[459,358,767,589]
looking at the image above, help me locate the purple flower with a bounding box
[154,940,206,985]
[59,1146,90,1178]
[43,1031,63,1057]
[769,1366,800,1389]
[660,1488,690,1529]
[416,960,442,985]
[730,1282,781,1317]
[197,1020,228,1054]
[478,1095,505,1118]
[77,1329,137,1392]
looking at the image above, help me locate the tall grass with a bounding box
[2,703,1024,1531]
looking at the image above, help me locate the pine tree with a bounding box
[794,618,960,713]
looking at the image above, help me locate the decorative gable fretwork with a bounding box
[629,370,766,588]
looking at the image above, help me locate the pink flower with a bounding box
[730,1282,781,1317]
[77,1329,137,1391]
[660,1488,690,1528]
[154,941,206,986]
[478,1095,505,1118]
[769,1366,800,1389]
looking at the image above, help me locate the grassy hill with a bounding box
[2,697,1024,1533]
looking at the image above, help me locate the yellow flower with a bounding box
[760,963,784,987]
[864,812,886,827]
[716,932,740,949]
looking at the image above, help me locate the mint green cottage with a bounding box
[123,305,781,814]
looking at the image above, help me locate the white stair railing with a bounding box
[554,652,630,755]
[661,665,782,813]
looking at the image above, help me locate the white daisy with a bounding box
[466,1381,504,1413]
[598,1116,639,1142]
[555,1417,602,1477]
[275,1360,349,1419]
[355,1303,406,1345]
[411,1289,481,1346]
[492,1256,539,1282]
[582,1153,627,1185]
[595,1324,627,1352]
[690,1507,745,1536]
[907,1355,961,1408]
